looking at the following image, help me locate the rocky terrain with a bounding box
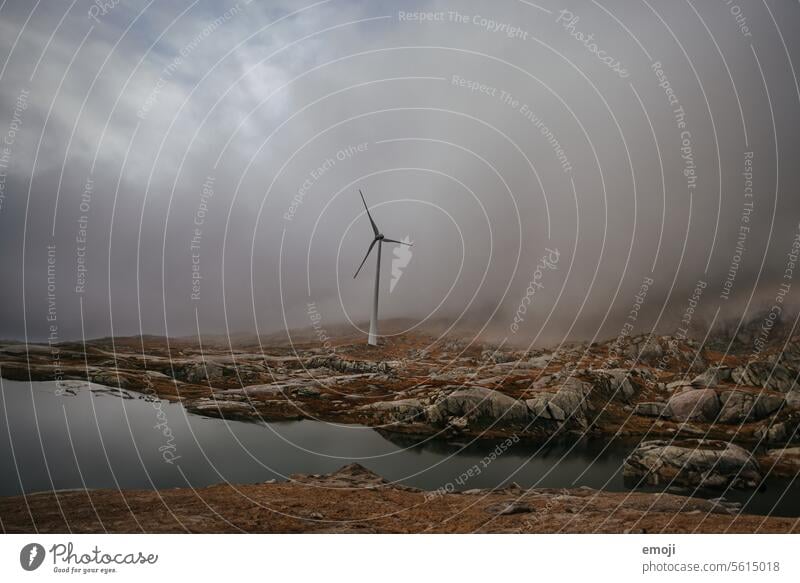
[1,463,796,533]
[2,328,799,450]
[2,321,800,531]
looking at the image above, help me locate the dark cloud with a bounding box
[0,0,798,347]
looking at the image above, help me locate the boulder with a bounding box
[623,439,762,489]
[624,337,663,364]
[718,390,750,423]
[732,363,797,393]
[666,380,690,391]
[428,387,529,425]
[718,390,783,423]
[690,366,731,388]
[186,398,256,417]
[752,393,784,418]
[525,378,591,425]
[91,371,131,389]
[590,369,637,401]
[485,501,535,515]
[767,364,797,393]
[787,389,800,410]
[447,416,469,430]
[181,361,225,383]
[527,354,554,368]
[622,336,705,371]
[361,398,426,423]
[755,421,789,444]
[665,389,720,421]
[633,402,667,418]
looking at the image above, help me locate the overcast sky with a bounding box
[0,0,799,347]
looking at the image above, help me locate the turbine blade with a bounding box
[359,190,379,237]
[353,238,378,278]
[383,238,413,246]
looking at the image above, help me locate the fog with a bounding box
[0,0,798,348]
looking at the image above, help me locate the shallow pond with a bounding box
[1,380,797,516]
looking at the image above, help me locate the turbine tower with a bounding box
[354,190,412,346]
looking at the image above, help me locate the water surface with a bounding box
[1,380,797,517]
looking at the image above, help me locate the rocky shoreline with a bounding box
[2,328,800,527]
[2,333,799,440]
[1,463,796,533]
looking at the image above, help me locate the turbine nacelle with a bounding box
[353,190,412,279]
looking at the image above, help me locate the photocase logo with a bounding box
[390,235,413,293]
[19,543,45,571]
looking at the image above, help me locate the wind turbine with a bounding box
[353,190,412,346]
